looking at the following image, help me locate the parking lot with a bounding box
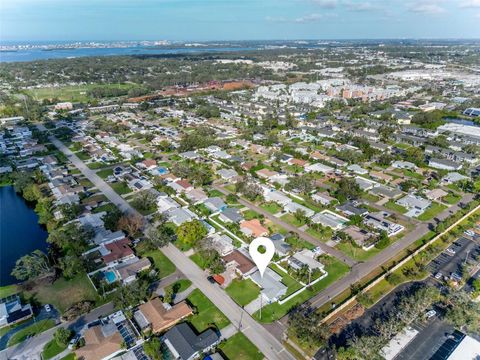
[394,312,455,360]
[427,237,480,281]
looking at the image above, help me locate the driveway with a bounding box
[0,306,60,350]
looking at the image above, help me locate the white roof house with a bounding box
[305,163,334,174]
[288,249,325,271]
[249,268,287,303]
[283,202,315,218]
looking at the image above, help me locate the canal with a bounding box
[0,186,48,286]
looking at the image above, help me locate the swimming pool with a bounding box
[104,270,117,284]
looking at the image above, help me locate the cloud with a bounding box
[294,13,323,22]
[309,0,337,8]
[408,1,446,14]
[265,15,288,23]
[460,0,480,8]
[343,1,381,12]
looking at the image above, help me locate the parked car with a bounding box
[44,304,51,312]
[68,334,80,350]
[446,248,456,256]
[464,230,475,237]
[426,310,436,319]
[435,272,443,280]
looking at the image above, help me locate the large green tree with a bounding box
[176,219,207,248]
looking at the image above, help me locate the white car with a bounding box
[68,335,80,350]
[464,230,475,237]
[44,304,51,312]
[435,272,443,280]
[446,248,456,256]
[426,310,436,318]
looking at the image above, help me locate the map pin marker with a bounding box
[249,237,275,278]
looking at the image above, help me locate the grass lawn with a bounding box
[418,202,447,221]
[403,169,424,180]
[129,200,156,216]
[42,339,67,360]
[336,242,382,261]
[384,200,408,214]
[75,151,90,161]
[8,319,56,346]
[189,252,208,270]
[225,279,260,306]
[253,257,350,323]
[208,189,224,197]
[242,209,260,220]
[270,264,302,297]
[92,203,117,214]
[260,202,282,214]
[280,213,305,227]
[25,83,141,102]
[164,279,192,294]
[306,227,332,243]
[0,284,18,298]
[136,245,176,278]
[24,273,98,313]
[60,354,76,360]
[219,332,263,360]
[361,193,380,203]
[96,168,113,179]
[443,193,461,205]
[187,289,230,332]
[87,162,108,170]
[110,182,132,195]
[285,235,315,250]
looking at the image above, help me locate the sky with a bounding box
[0,0,479,42]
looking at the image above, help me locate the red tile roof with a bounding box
[102,238,133,264]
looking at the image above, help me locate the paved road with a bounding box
[304,193,475,311]
[213,184,356,267]
[0,303,114,360]
[213,182,476,320]
[40,126,137,215]
[43,129,295,360]
[162,244,294,360]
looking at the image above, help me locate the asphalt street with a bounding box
[42,128,295,360]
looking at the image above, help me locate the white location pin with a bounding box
[249,237,275,278]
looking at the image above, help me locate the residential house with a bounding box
[0,295,33,328]
[116,258,151,284]
[209,233,235,256]
[364,212,404,237]
[184,189,208,204]
[75,312,130,360]
[249,268,287,303]
[240,219,268,238]
[270,233,292,257]
[163,323,220,360]
[134,298,192,334]
[204,197,228,213]
[429,158,462,171]
[311,210,348,230]
[168,180,194,193]
[283,202,315,218]
[312,192,336,206]
[222,250,257,277]
[157,196,181,213]
[217,168,238,182]
[166,208,197,226]
[101,238,135,266]
[288,249,325,272]
[218,207,243,224]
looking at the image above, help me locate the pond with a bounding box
[0,186,49,286]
